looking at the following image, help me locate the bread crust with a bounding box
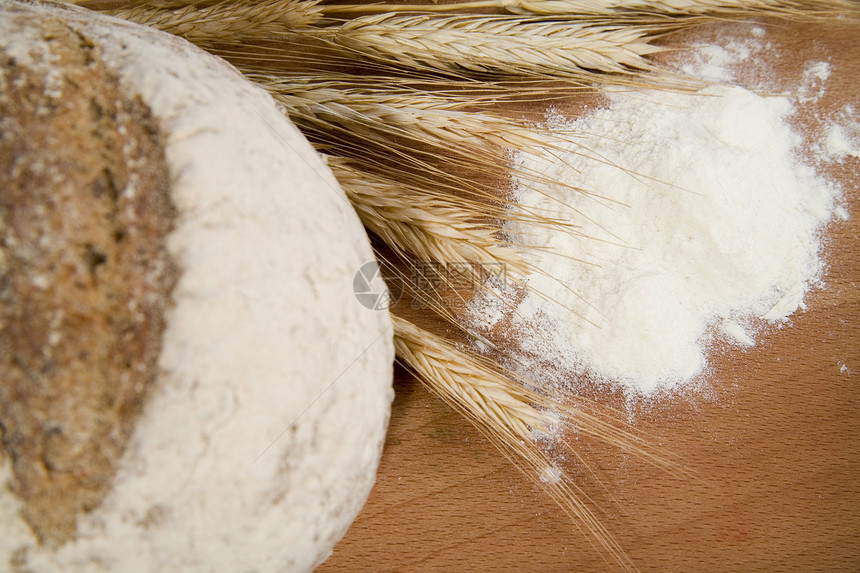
[0,15,177,545]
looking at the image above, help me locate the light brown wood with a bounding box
[317,18,860,573]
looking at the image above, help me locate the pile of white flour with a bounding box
[471,28,855,396]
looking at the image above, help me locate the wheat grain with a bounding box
[106,0,322,43]
[326,14,664,79]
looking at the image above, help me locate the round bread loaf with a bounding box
[0,1,394,571]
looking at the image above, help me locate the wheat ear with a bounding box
[325,14,664,79]
[393,316,550,438]
[393,315,677,571]
[257,82,588,240]
[252,76,598,244]
[324,0,857,16]
[105,0,322,43]
[252,74,550,159]
[249,72,603,103]
[504,0,859,15]
[330,158,529,274]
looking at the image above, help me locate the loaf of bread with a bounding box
[0,1,394,571]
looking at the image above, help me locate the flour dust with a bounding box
[469,27,856,397]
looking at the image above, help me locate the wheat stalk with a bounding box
[324,0,857,17]
[105,0,322,43]
[324,14,665,79]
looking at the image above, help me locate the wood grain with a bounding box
[317,17,860,573]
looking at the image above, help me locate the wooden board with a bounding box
[316,17,860,573]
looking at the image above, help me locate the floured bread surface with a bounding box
[0,2,394,572]
[0,15,177,547]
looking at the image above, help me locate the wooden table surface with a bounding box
[316,17,860,573]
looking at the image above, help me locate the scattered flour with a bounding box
[797,60,832,103]
[678,31,762,82]
[822,105,860,160]
[470,32,854,396]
